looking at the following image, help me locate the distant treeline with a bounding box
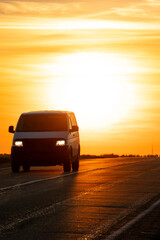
[80,154,119,159]
[0,154,11,163]
[0,153,159,164]
[80,154,159,159]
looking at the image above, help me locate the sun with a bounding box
[42,52,137,130]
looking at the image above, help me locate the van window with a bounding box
[70,113,77,127]
[69,118,72,130]
[16,114,68,132]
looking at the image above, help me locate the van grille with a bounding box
[23,139,57,151]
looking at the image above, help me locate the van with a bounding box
[9,111,80,173]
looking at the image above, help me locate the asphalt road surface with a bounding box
[1,157,160,240]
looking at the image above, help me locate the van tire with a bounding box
[72,155,79,171]
[23,165,30,172]
[11,160,20,173]
[63,161,71,172]
[63,150,71,172]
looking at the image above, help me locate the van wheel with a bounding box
[72,155,79,171]
[11,160,20,173]
[63,160,71,172]
[23,165,30,172]
[63,151,71,172]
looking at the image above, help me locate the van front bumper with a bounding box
[11,145,70,166]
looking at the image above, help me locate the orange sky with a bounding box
[1,0,160,155]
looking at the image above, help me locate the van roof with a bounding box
[21,110,74,116]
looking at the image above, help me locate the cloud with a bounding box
[80,0,160,21]
[0,0,160,30]
[146,0,160,6]
[0,1,82,17]
[111,1,160,20]
[0,0,155,20]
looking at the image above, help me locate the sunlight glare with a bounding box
[41,52,137,130]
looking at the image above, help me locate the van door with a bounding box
[69,113,79,158]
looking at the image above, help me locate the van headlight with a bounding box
[56,140,65,146]
[14,141,23,147]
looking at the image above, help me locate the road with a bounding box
[0,157,160,240]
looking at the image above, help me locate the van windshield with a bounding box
[16,114,68,132]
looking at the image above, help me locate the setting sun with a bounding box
[40,52,137,130]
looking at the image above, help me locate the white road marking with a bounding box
[105,199,160,240]
[0,166,113,192]
[0,171,77,191]
[1,174,151,233]
[0,167,10,170]
[0,159,156,192]
[0,163,159,234]
[0,181,116,232]
[0,163,124,192]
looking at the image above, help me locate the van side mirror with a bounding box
[9,126,15,133]
[71,126,79,132]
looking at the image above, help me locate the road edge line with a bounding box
[105,199,160,240]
